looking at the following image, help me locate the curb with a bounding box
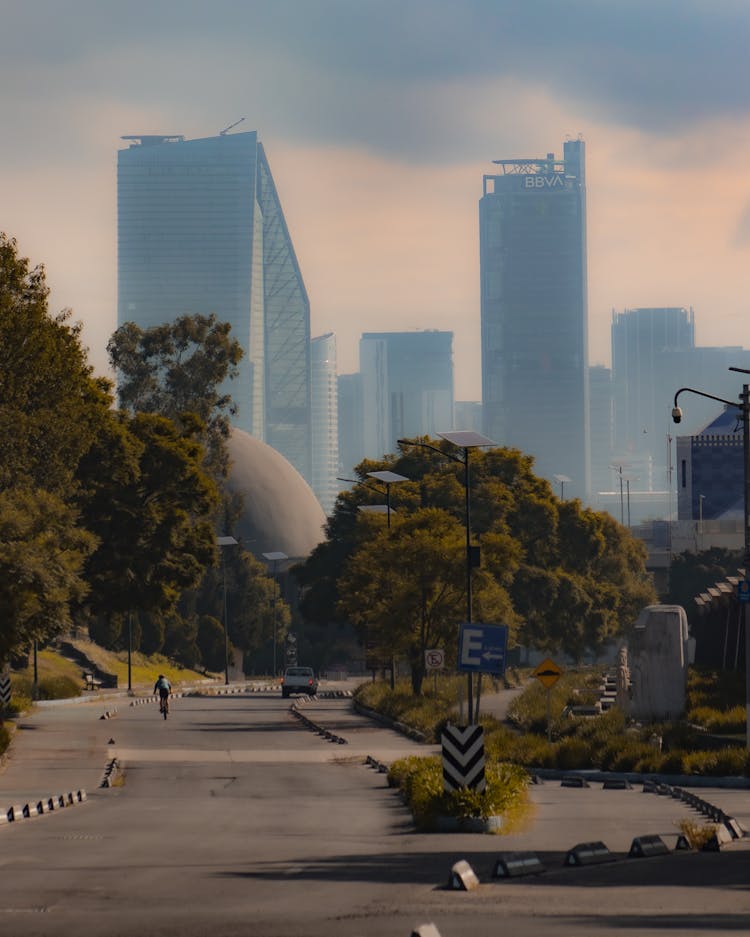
[290,703,348,745]
[1,789,87,826]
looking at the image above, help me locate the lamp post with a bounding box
[398,431,495,723]
[339,472,408,687]
[262,551,288,677]
[673,368,750,747]
[217,536,238,685]
[337,471,408,529]
[553,474,572,501]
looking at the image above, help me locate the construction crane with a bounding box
[219,118,246,136]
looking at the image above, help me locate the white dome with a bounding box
[226,429,326,562]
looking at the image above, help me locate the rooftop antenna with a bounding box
[219,117,246,136]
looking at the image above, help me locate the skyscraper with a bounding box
[479,140,589,499]
[117,130,311,480]
[359,330,454,458]
[310,333,339,516]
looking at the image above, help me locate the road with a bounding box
[1,686,750,937]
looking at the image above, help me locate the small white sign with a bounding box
[425,648,445,671]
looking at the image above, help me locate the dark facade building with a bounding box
[479,140,589,498]
[117,130,311,481]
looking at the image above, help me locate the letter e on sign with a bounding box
[425,649,445,671]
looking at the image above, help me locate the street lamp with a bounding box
[673,368,750,747]
[553,474,572,501]
[217,536,238,685]
[337,471,408,529]
[338,472,408,686]
[398,431,496,723]
[262,551,288,677]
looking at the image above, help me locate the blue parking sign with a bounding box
[458,624,508,676]
[739,581,750,603]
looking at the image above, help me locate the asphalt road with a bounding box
[1,686,750,937]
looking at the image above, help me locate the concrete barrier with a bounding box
[565,841,615,866]
[492,852,545,879]
[629,835,670,858]
[448,860,479,890]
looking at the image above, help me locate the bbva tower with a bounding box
[117,130,311,481]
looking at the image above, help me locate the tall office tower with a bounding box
[588,366,614,496]
[611,307,695,472]
[480,140,590,499]
[117,131,312,481]
[454,401,483,434]
[359,330,454,458]
[337,372,364,479]
[310,333,339,516]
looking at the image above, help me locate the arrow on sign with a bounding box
[482,651,504,661]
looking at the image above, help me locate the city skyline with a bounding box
[2,3,750,402]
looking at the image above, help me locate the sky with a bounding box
[2,0,749,401]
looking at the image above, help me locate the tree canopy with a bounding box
[296,438,657,688]
[107,314,243,478]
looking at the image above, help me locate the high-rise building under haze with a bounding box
[310,333,339,516]
[479,139,589,499]
[359,330,454,459]
[117,130,311,480]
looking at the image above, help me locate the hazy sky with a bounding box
[2,0,749,400]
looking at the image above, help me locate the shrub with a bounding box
[555,737,592,770]
[689,705,746,735]
[0,722,11,757]
[388,755,529,827]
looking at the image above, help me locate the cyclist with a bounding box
[153,674,172,715]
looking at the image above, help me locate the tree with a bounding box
[666,547,743,611]
[0,233,111,497]
[75,411,219,624]
[296,438,658,677]
[0,488,95,663]
[107,314,243,478]
[337,508,516,694]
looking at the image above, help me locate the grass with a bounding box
[356,669,750,778]
[60,636,214,689]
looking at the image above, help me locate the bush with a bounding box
[12,674,80,701]
[689,705,746,734]
[555,737,592,770]
[388,755,529,827]
[0,722,11,757]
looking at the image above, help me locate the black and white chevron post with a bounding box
[0,669,10,707]
[441,724,485,793]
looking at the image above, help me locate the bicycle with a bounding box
[158,695,169,719]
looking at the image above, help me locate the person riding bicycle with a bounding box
[154,674,171,707]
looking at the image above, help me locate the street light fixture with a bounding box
[217,536,238,685]
[262,551,288,677]
[553,474,572,501]
[337,471,408,529]
[338,471,408,686]
[398,431,496,723]
[673,368,750,747]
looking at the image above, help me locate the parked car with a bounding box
[281,666,318,698]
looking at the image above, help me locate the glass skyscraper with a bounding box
[359,330,454,459]
[310,333,340,516]
[117,131,311,480]
[479,140,589,499]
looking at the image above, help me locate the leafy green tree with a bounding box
[75,411,219,625]
[296,437,657,676]
[197,615,226,673]
[107,314,243,478]
[0,488,96,663]
[190,549,289,668]
[0,233,111,496]
[666,547,743,610]
[337,508,516,694]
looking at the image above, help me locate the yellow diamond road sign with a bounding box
[533,658,563,689]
